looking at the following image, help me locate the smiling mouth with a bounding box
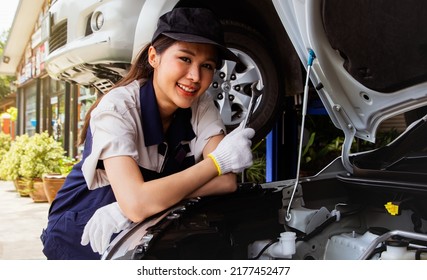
[177,83,198,95]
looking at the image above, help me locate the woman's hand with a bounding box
[208,125,255,175]
[81,202,131,254]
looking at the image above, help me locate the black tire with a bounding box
[207,21,284,145]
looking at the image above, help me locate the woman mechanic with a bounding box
[41,7,255,259]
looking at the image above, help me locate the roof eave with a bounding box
[0,0,45,75]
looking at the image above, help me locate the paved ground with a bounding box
[0,180,49,260]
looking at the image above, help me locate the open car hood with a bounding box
[273,0,427,171]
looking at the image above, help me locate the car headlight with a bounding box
[91,11,104,32]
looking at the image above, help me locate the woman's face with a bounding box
[149,41,218,114]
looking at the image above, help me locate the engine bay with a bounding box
[103,157,427,260]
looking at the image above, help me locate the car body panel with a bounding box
[46,0,145,85]
[131,0,179,60]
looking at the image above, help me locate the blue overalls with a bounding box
[41,80,196,259]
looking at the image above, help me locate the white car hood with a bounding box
[272,0,427,172]
[273,0,427,143]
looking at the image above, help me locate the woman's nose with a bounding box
[187,65,200,82]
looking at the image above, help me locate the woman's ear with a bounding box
[148,46,158,68]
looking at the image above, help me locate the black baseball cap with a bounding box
[151,7,240,63]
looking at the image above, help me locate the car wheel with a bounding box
[207,21,284,145]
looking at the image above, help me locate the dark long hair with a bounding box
[78,35,177,144]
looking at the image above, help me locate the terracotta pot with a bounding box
[13,178,30,197]
[42,174,66,204]
[29,179,48,203]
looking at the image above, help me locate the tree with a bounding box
[0,29,15,101]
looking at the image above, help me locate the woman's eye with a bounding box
[180,57,191,63]
[202,63,214,70]
[179,56,214,70]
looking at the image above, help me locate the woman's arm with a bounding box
[105,127,253,223]
[104,153,219,223]
[105,133,239,223]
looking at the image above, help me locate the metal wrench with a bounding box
[240,81,262,183]
[242,81,262,128]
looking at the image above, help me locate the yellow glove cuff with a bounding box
[207,154,222,176]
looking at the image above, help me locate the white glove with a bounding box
[81,202,131,254]
[208,124,255,175]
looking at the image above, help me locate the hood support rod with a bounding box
[286,49,316,222]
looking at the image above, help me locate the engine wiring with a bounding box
[250,239,278,260]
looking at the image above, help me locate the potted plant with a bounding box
[42,155,76,203]
[19,132,66,202]
[0,134,31,196]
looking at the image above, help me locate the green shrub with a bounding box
[0,132,12,160]
[0,134,30,180]
[19,132,66,180]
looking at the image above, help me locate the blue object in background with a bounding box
[265,96,327,182]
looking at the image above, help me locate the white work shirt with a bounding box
[82,79,225,190]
